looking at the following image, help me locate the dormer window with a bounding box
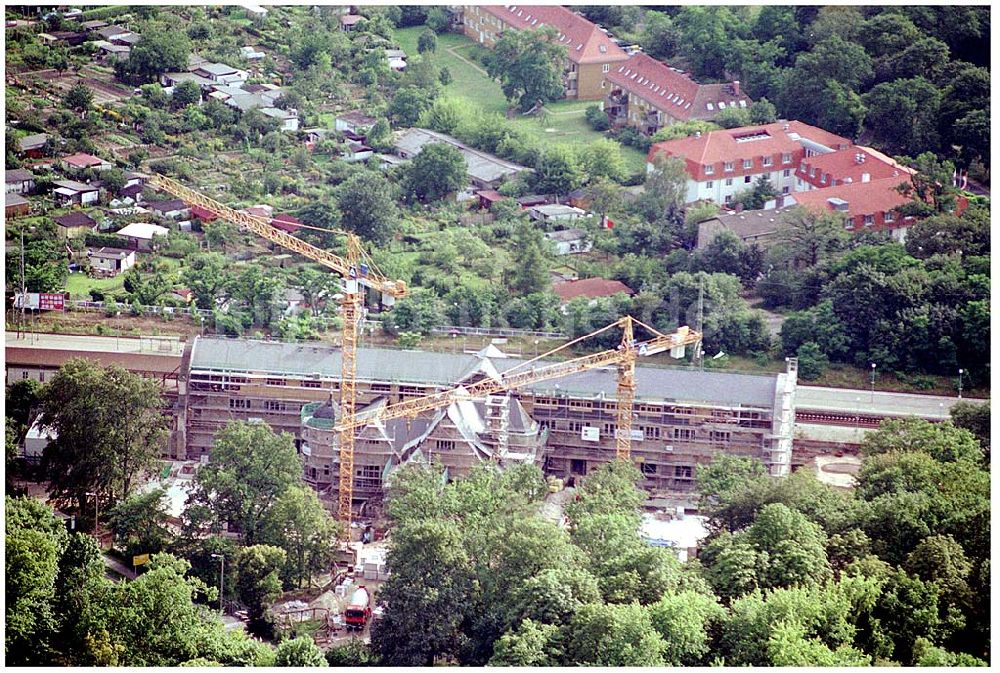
[863,214,875,226]
[704,164,715,175]
[762,156,773,167]
[742,159,752,169]
[782,153,792,164]
[724,162,734,172]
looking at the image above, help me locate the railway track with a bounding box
[795,409,890,429]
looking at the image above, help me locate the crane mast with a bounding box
[334,318,701,462]
[148,174,406,531]
[147,175,701,519]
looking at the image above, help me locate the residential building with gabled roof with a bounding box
[61,152,112,173]
[647,121,853,205]
[789,178,916,238]
[53,211,98,238]
[457,5,629,100]
[52,179,100,206]
[604,53,751,135]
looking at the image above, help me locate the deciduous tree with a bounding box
[334,170,399,244]
[403,142,467,203]
[41,359,167,510]
[261,486,340,589]
[485,27,567,111]
[274,636,326,666]
[184,421,303,545]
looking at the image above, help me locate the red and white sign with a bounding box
[14,292,66,311]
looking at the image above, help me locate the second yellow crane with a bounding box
[149,174,407,527]
[333,316,701,461]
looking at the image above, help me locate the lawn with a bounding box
[395,28,508,115]
[393,27,647,174]
[65,270,125,299]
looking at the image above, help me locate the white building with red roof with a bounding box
[795,145,915,191]
[789,178,916,236]
[647,121,854,205]
[604,53,751,135]
[652,120,925,237]
[60,152,112,174]
[458,5,628,100]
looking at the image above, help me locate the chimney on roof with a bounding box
[783,123,789,131]
[861,172,871,183]
[732,80,740,97]
[694,131,701,138]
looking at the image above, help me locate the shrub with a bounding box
[796,342,829,380]
[585,104,610,132]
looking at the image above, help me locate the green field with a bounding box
[65,271,125,298]
[394,27,647,174]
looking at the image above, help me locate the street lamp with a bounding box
[870,363,877,405]
[210,553,225,615]
[957,368,964,399]
[84,490,100,538]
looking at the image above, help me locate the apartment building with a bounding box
[457,5,629,100]
[182,337,796,503]
[647,121,853,205]
[604,53,751,135]
[790,178,916,237]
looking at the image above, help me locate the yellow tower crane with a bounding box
[148,174,408,527]
[333,316,701,461]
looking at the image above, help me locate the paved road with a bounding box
[102,553,137,581]
[797,385,985,420]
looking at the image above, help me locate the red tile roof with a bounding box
[647,121,853,181]
[477,189,504,203]
[189,204,218,222]
[797,146,915,188]
[270,213,302,233]
[607,53,750,122]
[61,152,107,169]
[553,277,633,302]
[791,177,913,219]
[480,5,628,65]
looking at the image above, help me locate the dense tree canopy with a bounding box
[485,27,567,111]
[183,421,303,545]
[40,359,167,512]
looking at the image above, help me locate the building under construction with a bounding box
[179,336,797,505]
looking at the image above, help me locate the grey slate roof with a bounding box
[393,128,529,185]
[95,25,128,39]
[17,133,49,151]
[5,169,34,183]
[545,228,587,243]
[190,338,778,408]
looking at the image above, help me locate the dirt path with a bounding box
[446,44,488,76]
